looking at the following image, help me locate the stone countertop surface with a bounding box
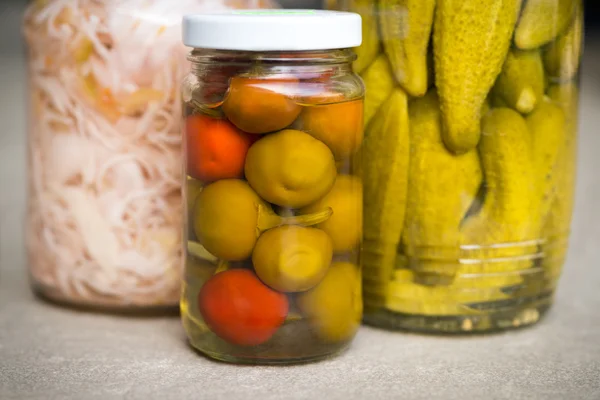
[1,3,600,400]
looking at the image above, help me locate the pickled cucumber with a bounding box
[300,175,363,254]
[245,129,337,208]
[541,84,579,279]
[252,225,333,293]
[460,108,536,277]
[402,90,483,281]
[378,0,436,97]
[544,2,584,82]
[362,89,410,306]
[493,49,545,114]
[526,99,567,227]
[348,0,381,74]
[383,270,514,316]
[515,0,577,50]
[360,54,395,128]
[434,0,520,153]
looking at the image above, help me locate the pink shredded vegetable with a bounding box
[24,0,278,308]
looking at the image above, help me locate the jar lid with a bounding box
[182,10,362,51]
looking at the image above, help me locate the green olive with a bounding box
[244,129,337,208]
[194,179,334,261]
[194,179,263,261]
[252,225,333,293]
[297,262,362,343]
[300,175,363,253]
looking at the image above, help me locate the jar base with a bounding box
[363,291,554,334]
[32,282,179,316]
[183,314,352,365]
[189,341,350,365]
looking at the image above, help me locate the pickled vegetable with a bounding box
[493,49,545,114]
[222,76,301,134]
[379,0,435,97]
[331,0,581,333]
[360,54,395,128]
[297,262,362,343]
[23,0,279,310]
[245,129,337,208]
[402,90,482,281]
[461,109,536,252]
[434,0,520,153]
[182,44,363,359]
[186,115,255,183]
[544,3,584,82]
[542,84,578,280]
[198,269,289,346]
[193,179,332,261]
[515,0,577,50]
[349,0,380,74]
[297,100,364,160]
[299,175,363,253]
[252,225,333,292]
[527,99,567,226]
[362,89,410,306]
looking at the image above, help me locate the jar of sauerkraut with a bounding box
[181,10,364,364]
[22,0,279,311]
[327,0,582,333]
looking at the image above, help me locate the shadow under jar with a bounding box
[180,11,364,364]
[326,0,583,333]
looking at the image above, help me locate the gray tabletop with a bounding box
[1,4,600,400]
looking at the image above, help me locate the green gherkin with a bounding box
[360,54,395,128]
[402,90,482,282]
[515,0,577,50]
[541,84,579,280]
[526,99,567,229]
[378,0,436,97]
[434,0,520,154]
[544,2,584,82]
[362,89,410,307]
[493,49,546,114]
[348,0,380,74]
[460,108,537,277]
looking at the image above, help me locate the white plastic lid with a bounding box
[182,10,362,51]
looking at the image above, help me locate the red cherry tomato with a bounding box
[198,269,289,346]
[186,115,256,183]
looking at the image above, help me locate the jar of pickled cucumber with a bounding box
[181,10,364,364]
[327,0,583,333]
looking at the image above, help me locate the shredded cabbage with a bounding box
[24,0,278,308]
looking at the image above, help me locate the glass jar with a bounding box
[180,11,364,364]
[327,0,582,333]
[22,0,278,312]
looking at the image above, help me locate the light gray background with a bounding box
[1,1,599,399]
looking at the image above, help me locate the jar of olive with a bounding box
[181,10,364,364]
[327,0,582,333]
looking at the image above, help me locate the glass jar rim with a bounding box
[187,48,357,66]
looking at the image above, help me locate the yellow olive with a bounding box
[245,129,337,208]
[252,225,333,293]
[297,262,362,343]
[300,175,362,253]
